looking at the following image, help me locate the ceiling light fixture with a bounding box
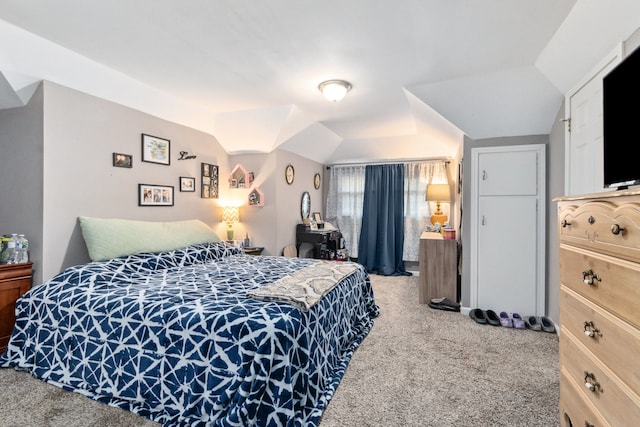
[318,79,352,102]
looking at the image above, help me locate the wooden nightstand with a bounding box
[0,262,33,354]
[418,232,457,304]
[242,247,264,255]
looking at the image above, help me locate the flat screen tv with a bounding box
[603,45,640,189]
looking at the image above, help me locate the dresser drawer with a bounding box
[560,287,640,396]
[559,245,640,329]
[558,197,640,263]
[560,368,610,427]
[560,332,640,426]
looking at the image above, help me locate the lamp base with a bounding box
[430,214,448,226]
[227,229,234,241]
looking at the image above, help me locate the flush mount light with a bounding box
[318,79,352,102]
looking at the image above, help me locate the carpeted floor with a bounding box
[0,274,559,427]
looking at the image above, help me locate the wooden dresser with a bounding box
[0,262,33,354]
[556,190,640,427]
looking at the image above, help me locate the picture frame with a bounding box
[179,177,195,192]
[312,212,323,223]
[201,162,219,198]
[138,184,174,206]
[141,134,171,165]
[112,152,132,168]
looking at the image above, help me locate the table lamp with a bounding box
[221,206,239,240]
[426,183,451,225]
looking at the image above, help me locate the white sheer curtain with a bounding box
[403,161,449,261]
[325,165,366,258]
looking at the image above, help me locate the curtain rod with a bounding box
[327,157,451,168]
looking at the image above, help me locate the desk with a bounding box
[295,224,342,259]
[418,232,457,304]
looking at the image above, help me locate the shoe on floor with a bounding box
[499,311,513,328]
[525,316,542,331]
[540,316,556,333]
[469,308,487,324]
[485,309,501,326]
[512,313,525,329]
[428,297,460,312]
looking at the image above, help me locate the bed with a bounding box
[0,240,378,426]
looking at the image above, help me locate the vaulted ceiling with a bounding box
[1,1,640,164]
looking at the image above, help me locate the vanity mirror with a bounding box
[301,191,311,223]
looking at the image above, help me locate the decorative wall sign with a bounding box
[201,162,219,199]
[141,134,170,165]
[139,184,174,206]
[178,151,197,160]
[179,177,195,192]
[113,153,132,168]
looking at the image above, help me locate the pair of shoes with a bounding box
[428,297,460,312]
[498,312,525,328]
[524,316,556,333]
[468,309,501,326]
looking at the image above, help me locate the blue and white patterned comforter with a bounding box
[0,242,379,426]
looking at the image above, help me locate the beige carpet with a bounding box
[0,274,559,427]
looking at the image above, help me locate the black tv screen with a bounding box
[603,46,640,189]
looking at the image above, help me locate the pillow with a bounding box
[79,217,221,262]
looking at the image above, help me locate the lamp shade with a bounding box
[221,206,239,224]
[318,80,352,102]
[425,184,451,202]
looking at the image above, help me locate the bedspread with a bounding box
[0,242,379,426]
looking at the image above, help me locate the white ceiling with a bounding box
[1,1,640,164]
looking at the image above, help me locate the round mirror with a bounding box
[301,191,311,221]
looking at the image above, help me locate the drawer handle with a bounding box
[583,321,602,339]
[588,215,595,224]
[610,223,625,235]
[584,372,602,393]
[561,219,571,228]
[582,269,601,285]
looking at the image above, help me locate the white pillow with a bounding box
[79,217,221,262]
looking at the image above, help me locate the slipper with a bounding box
[485,310,501,326]
[469,308,487,324]
[512,313,525,329]
[525,316,542,331]
[428,297,460,312]
[540,316,556,333]
[499,311,513,327]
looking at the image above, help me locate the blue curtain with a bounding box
[358,164,411,276]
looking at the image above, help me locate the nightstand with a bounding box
[242,247,264,256]
[0,262,33,353]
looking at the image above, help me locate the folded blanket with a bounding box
[247,260,359,310]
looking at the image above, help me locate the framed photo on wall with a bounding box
[201,163,219,198]
[179,177,196,192]
[139,184,174,206]
[141,134,170,165]
[112,153,132,168]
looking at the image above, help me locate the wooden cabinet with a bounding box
[418,232,457,304]
[0,262,32,354]
[556,190,640,427]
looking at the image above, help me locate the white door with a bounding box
[565,44,623,196]
[470,144,545,316]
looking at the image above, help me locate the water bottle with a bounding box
[16,234,28,263]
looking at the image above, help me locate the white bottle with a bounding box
[16,234,28,263]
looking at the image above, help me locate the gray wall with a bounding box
[461,133,565,323]
[0,84,44,284]
[228,151,323,256]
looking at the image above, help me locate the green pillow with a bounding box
[79,217,221,262]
